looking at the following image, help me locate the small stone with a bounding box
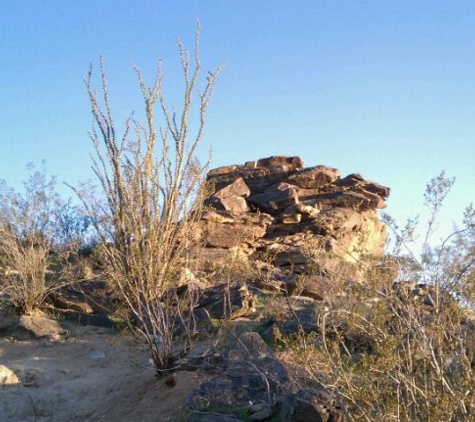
[280,213,302,224]
[88,351,106,360]
[249,402,272,421]
[164,373,176,387]
[0,364,19,385]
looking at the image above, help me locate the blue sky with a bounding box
[1,0,474,247]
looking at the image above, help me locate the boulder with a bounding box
[255,156,305,171]
[293,388,346,422]
[286,274,329,300]
[188,332,293,412]
[194,282,255,320]
[248,183,299,214]
[19,315,66,341]
[199,211,273,248]
[187,331,345,421]
[208,196,249,213]
[213,177,251,199]
[287,165,340,189]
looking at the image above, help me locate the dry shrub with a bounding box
[281,173,475,421]
[74,23,223,372]
[0,167,80,314]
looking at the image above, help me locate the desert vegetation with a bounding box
[0,165,90,315]
[1,29,475,422]
[72,24,223,373]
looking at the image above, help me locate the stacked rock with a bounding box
[197,156,390,273]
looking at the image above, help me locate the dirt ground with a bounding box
[0,324,205,422]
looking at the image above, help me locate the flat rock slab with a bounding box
[19,315,66,341]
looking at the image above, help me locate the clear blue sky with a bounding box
[1,0,474,247]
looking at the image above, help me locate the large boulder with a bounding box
[187,332,293,412]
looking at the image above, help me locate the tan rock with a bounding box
[256,156,305,171]
[201,210,236,224]
[214,177,250,199]
[200,156,390,272]
[50,293,94,314]
[207,164,243,177]
[0,365,19,385]
[199,211,273,248]
[207,156,305,195]
[280,213,302,224]
[189,247,251,272]
[287,165,340,189]
[19,315,66,341]
[208,167,296,195]
[248,183,299,213]
[209,196,249,213]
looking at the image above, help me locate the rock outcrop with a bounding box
[198,156,389,274]
[187,332,344,421]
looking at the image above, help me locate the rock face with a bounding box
[187,332,344,421]
[200,156,389,272]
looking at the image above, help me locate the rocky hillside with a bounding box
[196,156,390,277]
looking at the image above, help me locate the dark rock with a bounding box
[293,388,346,422]
[286,275,329,301]
[195,283,255,320]
[188,332,293,413]
[187,414,244,422]
[273,300,319,335]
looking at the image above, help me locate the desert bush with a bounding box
[0,165,84,314]
[281,173,475,421]
[74,24,223,372]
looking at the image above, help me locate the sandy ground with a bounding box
[0,325,204,422]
